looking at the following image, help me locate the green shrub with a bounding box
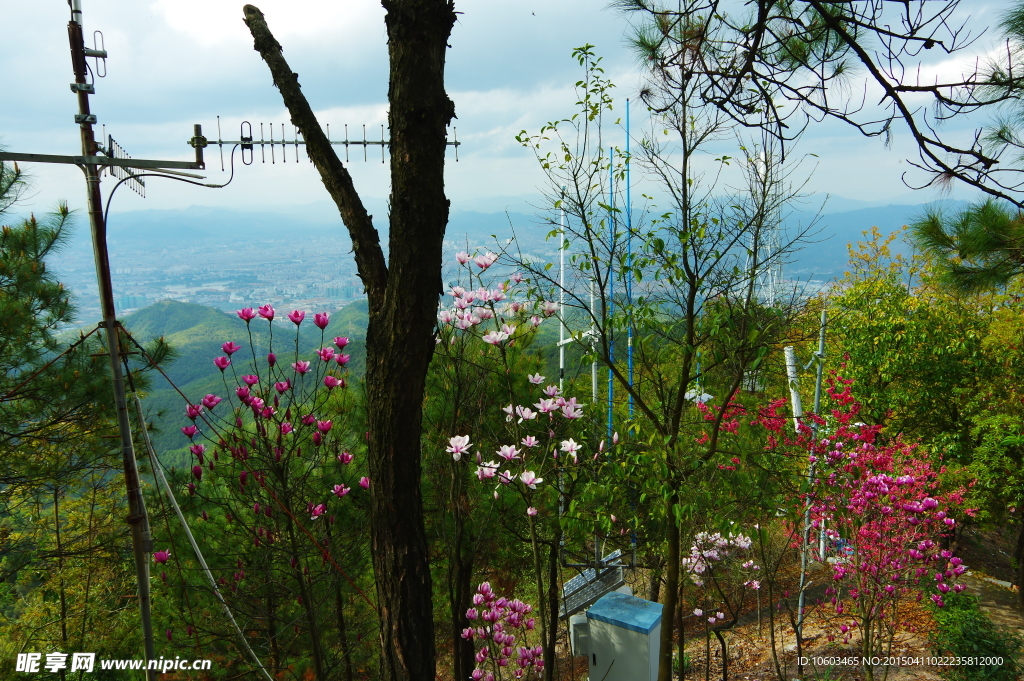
[929,590,1022,681]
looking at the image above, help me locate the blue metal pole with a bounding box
[626,99,634,418]
[608,147,615,440]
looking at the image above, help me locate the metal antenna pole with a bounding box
[67,3,156,676]
[790,310,828,678]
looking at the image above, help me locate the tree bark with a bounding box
[243,3,456,679]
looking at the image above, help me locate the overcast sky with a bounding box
[1,1,1007,218]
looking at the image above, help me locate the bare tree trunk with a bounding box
[243,3,455,678]
[659,492,681,681]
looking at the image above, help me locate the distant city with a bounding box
[50,231,366,322]
[42,198,942,327]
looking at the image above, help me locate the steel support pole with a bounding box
[68,5,157,677]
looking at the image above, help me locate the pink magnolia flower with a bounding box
[456,251,470,264]
[314,312,330,329]
[359,476,370,489]
[337,451,353,464]
[185,404,203,420]
[280,422,293,435]
[335,354,351,366]
[267,352,277,367]
[334,336,349,349]
[318,347,335,362]
[543,384,560,397]
[274,380,290,394]
[191,465,203,481]
[332,484,350,498]
[511,272,524,283]
[242,374,259,386]
[520,471,543,489]
[496,445,521,461]
[521,435,539,448]
[541,301,558,316]
[153,550,170,564]
[301,414,317,425]
[516,406,537,422]
[181,425,199,439]
[310,503,326,520]
[527,373,545,385]
[317,420,333,433]
[237,308,256,322]
[560,439,581,461]
[526,507,538,517]
[447,435,472,461]
[476,461,498,481]
[288,309,306,325]
[693,608,703,617]
[324,375,343,389]
[534,398,558,414]
[201,394,222,410]
[474,252,498,269]
[222,341,241,355]
[258,304,275,321]
[482,330,509,345]
[292,361,311,374]
[561,398,584,420]
[213,356,231,371]
[530,315,542,327]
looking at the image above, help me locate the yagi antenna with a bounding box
[200,119,461,167]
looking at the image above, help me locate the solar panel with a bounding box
[559,550,625,619]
